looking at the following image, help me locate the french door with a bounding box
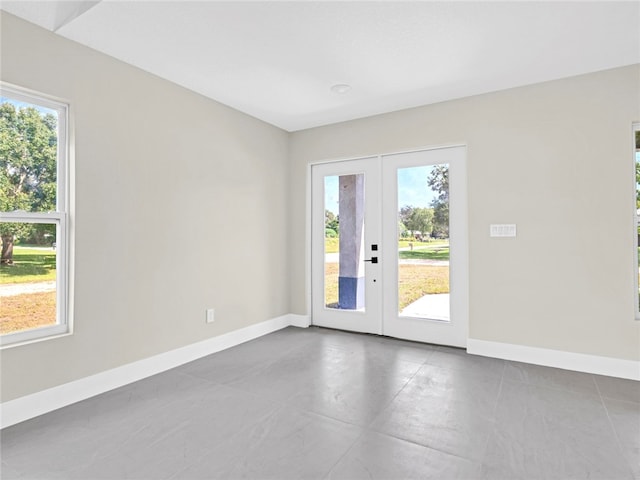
[311,146,468,347]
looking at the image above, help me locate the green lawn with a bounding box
[398,239,447,248]
[0,291,56,334]
[397,264,449,310]
[398,247,449,261]
[325,237,448,254]
[324,262,449,310]
[323,238,450,310]
[0,246,57,284]
[325,237,339,253]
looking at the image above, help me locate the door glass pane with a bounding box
[397,164,450,320]
[0,222,58,334]
[0,97,60,213]
[324,173,366,311]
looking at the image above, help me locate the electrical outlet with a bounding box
[206,308,215,323]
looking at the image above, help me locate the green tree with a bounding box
[637,160,640,210]
[0,101,58,264]
[427,165,449,238]
[397,220,408,238]
[405,207,434,239]
[399,205,414,228]
[325,209,339,235]
[636,130,640,209]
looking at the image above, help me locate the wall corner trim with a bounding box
[467,338,640,381]
[0,314,310,429]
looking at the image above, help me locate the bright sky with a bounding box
[324,165,440,215]
[397,165,438,210]
[1,97,56,116]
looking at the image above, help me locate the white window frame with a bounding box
[634,123,640,320]
[0,83,70,346]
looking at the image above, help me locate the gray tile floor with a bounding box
[1,326,639,479]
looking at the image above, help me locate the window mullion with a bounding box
[0,212,63,223]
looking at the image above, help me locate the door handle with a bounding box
[364,257,378,264]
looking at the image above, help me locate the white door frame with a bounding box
[307,145,468,347]
[310,157,382,334]
[381,146,468,347]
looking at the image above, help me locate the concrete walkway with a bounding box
[0,281,56,297]
[400,293,450,320]
[398,259,449,266]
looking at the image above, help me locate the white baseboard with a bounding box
[467,338,640,381]
[1,314,308,429]
[288,313,311,328]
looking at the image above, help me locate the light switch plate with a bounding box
[490,224,517,237]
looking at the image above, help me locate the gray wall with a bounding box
[0,13,290,402]
[289,65,640,361]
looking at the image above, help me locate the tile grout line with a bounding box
[477,359,506,468]
[316,341,438,478]
[365,349,497,466]
[371,428,484,466]
[320,427,367,479]
[179,330,318,387]
[592,375,636,479]
[361,347,438,430]
[166,385,295,480]
[160,333,327,478]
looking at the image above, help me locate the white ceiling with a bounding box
[2,1,639,132]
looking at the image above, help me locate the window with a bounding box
[0,84,69,346]
[633,124,640,319]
